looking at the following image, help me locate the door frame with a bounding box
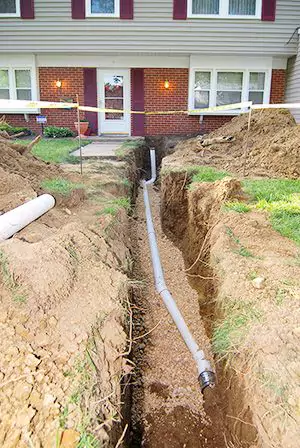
[97,68,131,135]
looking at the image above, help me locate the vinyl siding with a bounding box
[286,38,300,123]
[0,0,299,55]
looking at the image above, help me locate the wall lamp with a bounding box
[55,79,62,88]
[164,79,170,89]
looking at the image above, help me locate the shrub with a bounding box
[0,123,31,136]
[44,126,74,138]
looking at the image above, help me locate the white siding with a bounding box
[0,0,299,55]
[286,37,300,123]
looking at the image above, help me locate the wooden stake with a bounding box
[76,94,83,175]
[242,107,252,177]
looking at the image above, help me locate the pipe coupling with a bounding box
[198,370,216,392]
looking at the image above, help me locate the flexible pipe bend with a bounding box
[142,149,215,392]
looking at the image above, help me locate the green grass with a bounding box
[225,226,255,258]
[212,299,262,357]
[224,201,251,213]
[77,432,100,448]
[97,197,131,217]
[41,178,84,196]
[242,179,300,245]
[190,166,230,184]
[115,138,144,159]
[23,138,91,164]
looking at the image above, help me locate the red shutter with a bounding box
[20,0,34,19]
[173,0,187,20]
[120,0,134,19]
[262,0,276,21]
[72,0,85,19]
[84,68,98,135]
[131,69,145,137]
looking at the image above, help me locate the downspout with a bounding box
[142,149,216,392]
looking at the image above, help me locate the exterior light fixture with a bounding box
[164,79,170,89]
[55,80,62,88]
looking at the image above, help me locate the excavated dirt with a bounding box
[165,109,300,178]
[0,141,136,447]
[160,170,300,448]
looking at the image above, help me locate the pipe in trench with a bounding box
[142,149,216,392]
[0,194,55,241]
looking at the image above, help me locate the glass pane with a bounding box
[104,75,123,98]
[194,91,209,109]
[0,0,16,14]
[0,90,10,99]
[216,91,242,106]
[217,72,243,90]
[17,89,32,100]
[15,70,31,88]
[192,0,219,14]
[249,91,264,104]
[195,72,211,90]
[229,0,256,15]
[105,98,123,120]
[249,72,265,91]
[91,0,114,14]
[0,70,9,88]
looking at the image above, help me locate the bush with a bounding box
[44,126,74,138]
[0,123,31,136]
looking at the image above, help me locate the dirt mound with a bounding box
[0,141,61,187]
[166,110,300,178]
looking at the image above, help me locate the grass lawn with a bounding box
[21,138,91,164]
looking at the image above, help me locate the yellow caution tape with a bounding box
[0,100,78,109]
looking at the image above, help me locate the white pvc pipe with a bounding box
[142,150,215,392]
[0,194,55,241]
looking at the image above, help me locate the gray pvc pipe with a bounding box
[142,149,215,392]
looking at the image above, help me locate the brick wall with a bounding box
[7,67,85,134]
[144,68,232,136]
[270,69,286,104]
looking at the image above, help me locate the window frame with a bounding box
[86,0,120,18]
[0,0,21,18]
[188,68,271,115]
[187,0,262,19]
[0,66,38,113]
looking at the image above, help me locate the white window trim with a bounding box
[86,0,120,18]
[0,65,38,114]
[188,68,272,115]
[187,0,262,19]
[0,0,20,17]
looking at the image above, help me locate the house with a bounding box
[0,0,299,137]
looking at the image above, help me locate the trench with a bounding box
[125,142,257,447]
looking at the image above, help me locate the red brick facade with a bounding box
[8,67,85,134]
[270,69,286,104]
[6,66,286,136]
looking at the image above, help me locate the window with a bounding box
[86,0,120,17]
[188,0,261,18]
[190,69,269,113]
[0,0,20,17]
[0,68,32,101]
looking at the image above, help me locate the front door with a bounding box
[98,69,130,135]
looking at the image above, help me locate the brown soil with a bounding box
[164,109,300,178]
[160,173,300,448]
[131,187,231,447]
[0,142,134,447]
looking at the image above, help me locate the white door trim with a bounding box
[97,68,131,135]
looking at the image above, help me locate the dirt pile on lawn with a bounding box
[167,109,300,178]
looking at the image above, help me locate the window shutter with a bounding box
[262,0,276,21]
[20,0,34,19]
[72,0,85,19]
[84,68,98,135]
[173,0,187,20]
[120,0,134,19]
[131,69,145,136]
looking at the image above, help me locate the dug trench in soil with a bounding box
[128,159,242,447]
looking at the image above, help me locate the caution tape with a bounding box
[0,100,78,109]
